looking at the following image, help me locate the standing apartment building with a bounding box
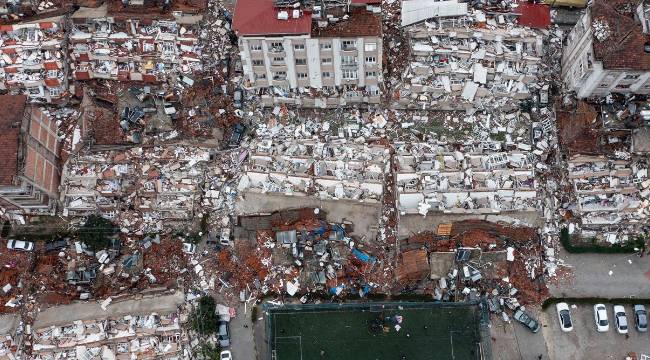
[562,0,650,98]
[0,95,61,215]
[233,0,382,107]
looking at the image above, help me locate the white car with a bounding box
[182,242,196,254]
[6,239,34,252]
[614,305,629,334]
[220,350,232,360]
[593,304,609,332]
[556,302,573,332]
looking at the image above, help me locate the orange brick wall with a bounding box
[24,107,61,195]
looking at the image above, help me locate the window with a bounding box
[252,60,264,66]
[255,73,266,80]
[322,72,332,78]
[297,73,307,79]
[322,58,332,64]
[320,43,332,50]
[273,71,287,80]
[162,42,175,54]
[49,88,61,97]
[365,71,377,78]
[270,42,283,48]
[341,55,357,65]
[342,69,357,79]
[365,42,377,52]
[272,57,284,63]
[295,58,306,65]
[599,83,609,88]
[368,86,380,96]
[47,70,58,78]
[616,84,632,89]
[624,74,640,80]
[365,56,377,64]
[27,87,41,96]
[250,44,262,51]
[294,44,305,51]
[342,40,356,50]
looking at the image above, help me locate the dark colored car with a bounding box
[514,308,541,333]
[217,320,230,347]
[228,123,247,148]
[45,238,69,252]
[635,305,647,332]
[233,88,243,108]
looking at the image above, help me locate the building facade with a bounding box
[562,0,650,98]
[0,95,61,215]
[233,0,382,107]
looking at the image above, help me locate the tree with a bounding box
[78,215,115,252]
[190,295,220,335]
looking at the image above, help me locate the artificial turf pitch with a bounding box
[270,304,481,360]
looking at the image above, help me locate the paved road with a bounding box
[229,303,257,360]
[490,306,549,360]
[550,252,650,298]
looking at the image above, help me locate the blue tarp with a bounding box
[352,249,376,264]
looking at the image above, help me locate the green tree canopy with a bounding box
[78,215,116,252]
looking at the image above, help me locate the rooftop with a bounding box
[312,7,381,37]
[232,0,312,36]
[591,0,650,70]
[0,95,26,186]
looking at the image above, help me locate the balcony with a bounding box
[268,46,285,53]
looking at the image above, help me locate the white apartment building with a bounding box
[562,0,650,98]
[233,0,382,107]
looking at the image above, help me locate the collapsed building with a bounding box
[238,138,387,202]
[396,142,538,215]
[69,0,206,83]
[0,13,67,102]
[232,0,382,107]
[32,311,188,359]
[394,0,546,110]
[60,145,218,233]
[562,0,650,98]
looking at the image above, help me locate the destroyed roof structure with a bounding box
[562,0,650,98]
[393,1,545,110]
[0,14,68,102]
[69,0,206,83]
[233,0,382,107]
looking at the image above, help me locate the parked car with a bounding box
[613,305,628,334]
[593,303,609,332]
[220,350,232,360]
[182,243,196,255]
[45,238,68,252]
[217,320,230,347]
[233,88,243,109]
[228,123,247,148]
[6,239,34,252]
[556,302,573,332]
[634,305,647,332]
[514,308,541,333]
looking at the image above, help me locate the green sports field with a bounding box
[268,303,482,360]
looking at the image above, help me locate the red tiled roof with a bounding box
[43,61,59,70]
[0,95,26,186]
[44,78,60,87]
[516,2,550,29]
[233,0,312,36]
[591,0,650,70]
[75,71,91,80]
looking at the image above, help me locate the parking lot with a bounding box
[542,303,650,360]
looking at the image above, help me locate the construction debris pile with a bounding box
[393,3,546,110]
[402,220,549,306]
[32,310,188,359]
